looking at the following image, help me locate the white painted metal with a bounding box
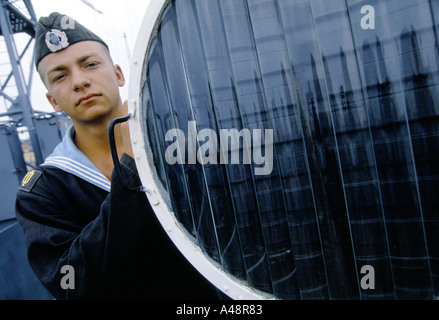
[127,0,271,300]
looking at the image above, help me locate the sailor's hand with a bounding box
[121,100,134,159]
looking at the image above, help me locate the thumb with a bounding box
[120,100,134,158]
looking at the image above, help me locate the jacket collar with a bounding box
[42,125,111,192]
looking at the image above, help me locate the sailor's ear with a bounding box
[46,92,62,112]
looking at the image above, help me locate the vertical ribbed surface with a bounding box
[140,0,439,300]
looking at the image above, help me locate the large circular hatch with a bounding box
[128,0,439,300]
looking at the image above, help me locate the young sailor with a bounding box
[15,12,220,300]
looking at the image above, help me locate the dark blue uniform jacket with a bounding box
[15,126,219,300]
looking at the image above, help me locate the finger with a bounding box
[122,100,128,115]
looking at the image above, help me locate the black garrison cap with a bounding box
[34,12,109,68]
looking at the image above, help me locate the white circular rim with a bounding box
[127,0,272,300]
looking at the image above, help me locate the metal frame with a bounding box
[128,0,271,300]
[0,0,43,165]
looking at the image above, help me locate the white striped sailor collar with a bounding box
[42,125,111,192]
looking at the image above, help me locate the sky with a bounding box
[28,0,151,113]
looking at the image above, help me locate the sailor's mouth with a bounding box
[76,93,102,106]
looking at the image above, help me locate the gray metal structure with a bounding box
[0,0,43,165]
[0,0,69,300]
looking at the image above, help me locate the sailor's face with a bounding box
[39,41,125,125]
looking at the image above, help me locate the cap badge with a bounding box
[45,29,69,53]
